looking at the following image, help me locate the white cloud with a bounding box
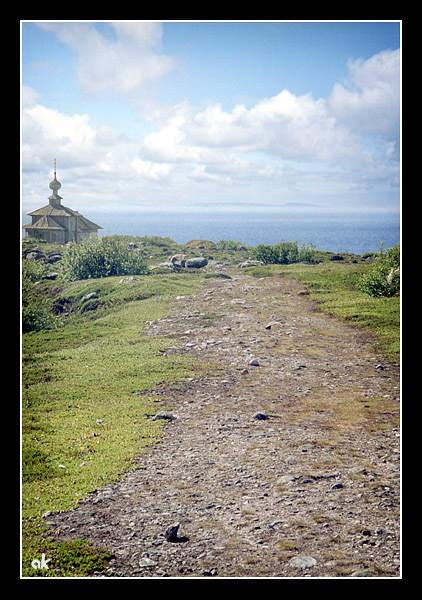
[131,158,172,180]
[22,104,96,169]
[328,49,400,137]
[22,85,40,107]
[141,90,365,169]
[37,22,177,108]
[138,49,399,187]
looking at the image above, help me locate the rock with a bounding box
[25,250,46,261]
[120,276,140,283]
[153,412,176,421]
[276,475,296,485]
[81,292,99,304]
[165,522,189,543]
[47,252,62,263]
[237,260,263,268]
[351,569,377,577]
[296,475,315,485]
[185,257,208,268]
[265,321,281,330]
[169,253,187,267]
[151,262,182,271]
[249,358,260,367]
[289,556,317,569]
[138,556,157,567]
[298,444,315,453]
[254,412,268,421]
[208,273,232,279]
[330,254,344,261]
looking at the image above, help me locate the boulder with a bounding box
[151,262,182,271]
[237,260,263,268]
[168,253,187,267]
[329,254,344,261]
[185,256,208,269]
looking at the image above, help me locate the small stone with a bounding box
[81,292,98,304]
[289,556,317,569]
[138,557,157,567]
[331,482,344,489]
[165,523,180,542]
[351,569,377,577]
[96,419,104,424]
[153,412,176,421]
[298,444,315,453]
[249,358,260,367]
[253,412,268,421]
[265,321,281,330]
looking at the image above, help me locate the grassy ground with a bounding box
[21,271,208,576]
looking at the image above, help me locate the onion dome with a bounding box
[48,159,62,205]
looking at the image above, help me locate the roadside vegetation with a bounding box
[21,235,400,576]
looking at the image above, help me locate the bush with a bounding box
[22,260,60,332]
[251,241,316,265]
[359,244,400,297]
[215,239,247,251]
[61,237,149,281]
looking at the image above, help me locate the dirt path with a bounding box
[48,270,400,578]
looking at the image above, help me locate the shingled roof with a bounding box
[23,161,102,242]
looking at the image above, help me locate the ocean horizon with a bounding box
[21,208,400,256]
[88,210,400,256]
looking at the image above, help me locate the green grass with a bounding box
[249,261,400,363]
[22,271,207,576]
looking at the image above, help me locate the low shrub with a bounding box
[22,260,61,332]
[251,241,316,265]
[61,237,149,281]
[359,244,400,297]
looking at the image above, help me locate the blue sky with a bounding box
[21,21,401,218]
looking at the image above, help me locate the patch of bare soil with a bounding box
[47,271,400,578]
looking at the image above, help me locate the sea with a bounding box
[89,210,400,256]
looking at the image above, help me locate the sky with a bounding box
[21,21,401,220]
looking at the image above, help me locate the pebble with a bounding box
[351,569,377,577]
[253,412,269,421]
[153,412,176,421]
[249,358,260,367]
[289,556,317,569]
[138,557,157,567]
[298,444,315,453]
